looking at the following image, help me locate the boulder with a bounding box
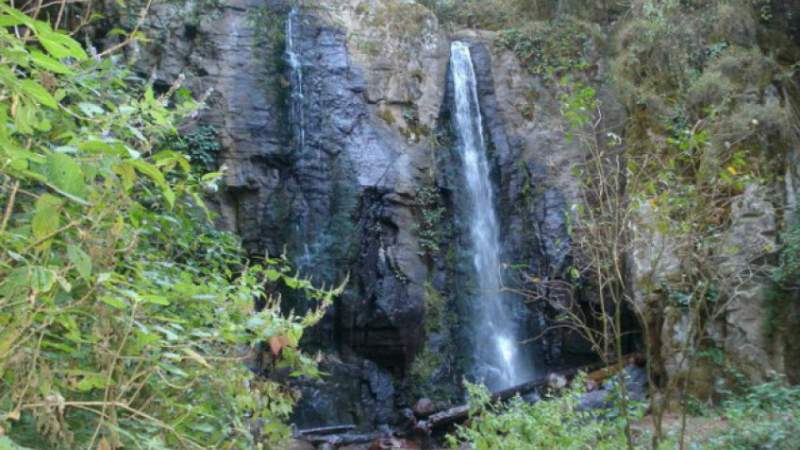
[716,184,781,381]
[412,398,436,417]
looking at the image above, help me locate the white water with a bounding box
[450,41,529,390]
[286,8,306,153]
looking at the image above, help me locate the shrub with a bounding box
[446,377,643,449]
[495,18,596,77]
[702,379,800,450]
[0,6,336,449]
[174,125,221,171]
[413,184,445,258]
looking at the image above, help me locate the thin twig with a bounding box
[97,0,153,58]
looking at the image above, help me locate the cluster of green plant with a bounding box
[413,184,445,259]
[409,282,454,399]
[610,0,795,362]
[173,125,220,171]
[408,348,441,394]
[446,376,645,450]
[448,375,800,449]
[772,213,800,289]
[765,211,800,338]
[416,0,514,30]
[418,0,618,31]
[613,0,795,172]
[702,378,800,449]
[0,5,335,449]
[418,0,599,30]
[248,5,289,75]
[496,18,595,76]
[548,1,800,447]
[556,66,774,448]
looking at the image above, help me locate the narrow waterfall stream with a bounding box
[450,41,532,390]
[286,8,306,154]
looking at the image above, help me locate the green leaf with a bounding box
[32,193,63,241]
[29,266,56,292]
[114,162,136,192]
[78,102,104,117]
[78,139,114,154]
[140,294,170,306]
[0,435,34,450]
[29,50,73,75]
[265,269,281,282]
[129,159,175,208]
[45,152,86,199]
[14,100,34,135]
[76,373,109,392]
[0,4,33,27]
[36,29,87,61]
[18,79,57,109]
[67,244,92,279]
[99,296,128,309]
[97,272,113,284]
[56,274,72,292]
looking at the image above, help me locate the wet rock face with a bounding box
[292,358,397,429]
[432,37,588,373]
[132,0,440,426]
[131,0,595,428]
[283,9,434,374]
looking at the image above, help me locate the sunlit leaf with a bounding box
[31,193,63,242]
[44,152,86,199]
[19,80,57,108]
[29,50,73,75]
[99,296,128,309]
[29,266,56,293]
[67,245,92,279]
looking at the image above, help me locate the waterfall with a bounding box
[450,41,531,390]
[286,8,305,154]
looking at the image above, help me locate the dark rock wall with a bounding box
[106,0,800,432]
[123,0,597,430]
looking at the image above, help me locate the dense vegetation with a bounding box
[447,377,641,449]
[1,0,799,448]
[425,0,800,449]
[449,375,800,449]
[0,4,336,449]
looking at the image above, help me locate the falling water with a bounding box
[450,41,530,390]
[286,8,305,153]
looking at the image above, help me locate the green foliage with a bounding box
[173,125,221,171]
[418,0,609,29]
[422,282,446,333]
[773,214,800,288]
[248,5,290,75]
[409,348,442,392]
[417,0,513,30]
[702,379,800,450]
[558,80,597,132]
[766,212,800,335]
[0,6,335,449]
[413,184,445,259]
[447,375,800,450]
[377,108,396,126]
[610,0,790,234]
[496,18,595,76]
[409,283,447,396]
[447,377,643,450]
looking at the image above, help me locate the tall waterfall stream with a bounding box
[450,41,532,390]
[286,7,306,154]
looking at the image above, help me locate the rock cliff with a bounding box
[109,0,800,431]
